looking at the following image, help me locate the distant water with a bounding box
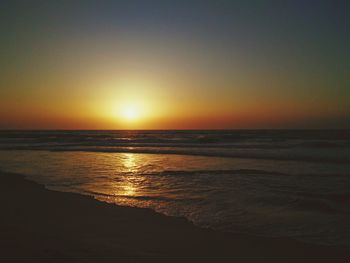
[1,130,350,246]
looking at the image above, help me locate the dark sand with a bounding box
[1,171,350,263]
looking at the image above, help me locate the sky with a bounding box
[1,0,349,129]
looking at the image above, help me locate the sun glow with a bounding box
[119,103,141,122]
[120,105,139,121]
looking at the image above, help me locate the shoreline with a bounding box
[1,170,350,262]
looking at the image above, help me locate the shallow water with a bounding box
[1,130,350,246]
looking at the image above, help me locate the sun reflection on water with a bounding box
[117,153,139,197]
[122,153,137,172]
[118,181,136,196]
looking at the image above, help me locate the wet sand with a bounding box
[1,170,350,263]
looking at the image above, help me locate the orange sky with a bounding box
[1,1,349,129]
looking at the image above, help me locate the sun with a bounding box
[120,104,140,121]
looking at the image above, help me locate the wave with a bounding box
[287,195,350,215]
[1,144,349,165]
[84,190,198,202]
[1,139,349,149]
[1,130,350,148]
[1,130,350,165]
[294,192,350,210]
[141,169,288,177]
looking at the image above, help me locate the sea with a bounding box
[1,130,350,246]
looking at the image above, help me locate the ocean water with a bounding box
[1,130,350,246]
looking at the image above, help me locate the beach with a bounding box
[2,0,349,261]
[1,170,350,263]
